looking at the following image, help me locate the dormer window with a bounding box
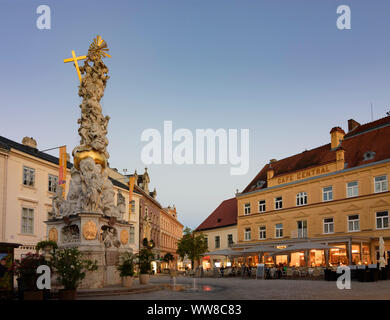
[363,151,376,161]
[256,180,266,188]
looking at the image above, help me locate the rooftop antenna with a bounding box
[370,102,374,121]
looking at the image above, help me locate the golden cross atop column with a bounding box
[63,51,87,82]
[63,36,111,83]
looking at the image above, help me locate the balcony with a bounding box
[291,229,308,239]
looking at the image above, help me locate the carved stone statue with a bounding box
[50,37,124,220]
[143,211,152,241]
[102,226,120,248]
[50,185,65,219]
[114,190,126,219]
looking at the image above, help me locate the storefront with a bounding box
[234,236,377,267]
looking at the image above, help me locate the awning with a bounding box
[242,245,279,254]
[270,242,339,255]
[203,249,245,256]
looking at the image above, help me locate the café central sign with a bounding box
[276,164,331,185]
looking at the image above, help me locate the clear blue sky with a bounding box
[1,0,390,229]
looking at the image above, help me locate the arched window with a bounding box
[296,192,308,206]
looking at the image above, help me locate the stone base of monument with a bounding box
[46,212,133,289]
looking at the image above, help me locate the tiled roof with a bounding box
[0,136,72,169]
[344,115,390,138]
[195,198,237,231]
[243,116,390,193]
[0,135,142,194]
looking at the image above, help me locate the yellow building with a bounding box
[236,117,390,267]
[0,136,140,258]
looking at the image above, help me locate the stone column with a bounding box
[346,240,352,265]
[325,249,329,267]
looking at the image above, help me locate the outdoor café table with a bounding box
[324,268,338,281]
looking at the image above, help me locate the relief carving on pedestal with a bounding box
[48,227,58,243]
[120,229,129,245]
[82,220,98,240]
[62,225,80,243]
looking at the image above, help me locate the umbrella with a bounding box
[379,236,386,269]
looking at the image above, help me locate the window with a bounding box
[363,151,376,161]
[323,186,333,202]
[21,208,34,234]
[374,175,388,193]
[130,200,135,213]
[215,236,220,248]
[244,203,251,215]
[275,223,283,238]
[256,180,266,188]
[23,166,35,187]
[348,215,360,232]
[129,226,135,243]
[323,218,334,234]
[244,228,251,241]
[259,226,266,240]
[227,234,233,246]
[48,174,58,193]
[347,181,358,198]
[275,197,283,210]
[296,192,307,206]
[376,211,389,229]
[204,236,208,247]
[297,220,307,238]
[258,200,266,213]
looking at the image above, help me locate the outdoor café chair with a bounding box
[270,267,276,279]
[299,268,308,277]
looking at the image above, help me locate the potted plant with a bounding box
[49,247,97,300]
[117,251,135,287]
[137,248,154,285]
[12,253,46,300]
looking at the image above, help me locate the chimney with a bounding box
[348,119,360,132]
[336,147,345,170]
[330,127,345,149]
[267,162,274,181]
[21,137,37,149]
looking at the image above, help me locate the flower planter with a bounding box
[122,276,134,288]
[24,291,43,300]
[58,289,77,300]
[139,274,149,285]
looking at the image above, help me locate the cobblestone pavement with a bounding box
[78,276,390,300]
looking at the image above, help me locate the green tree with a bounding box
[176,227,208,270]
[162,253,175,268]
